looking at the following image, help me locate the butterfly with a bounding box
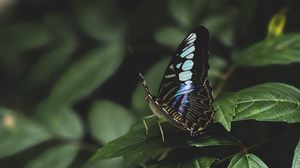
[139,26,214,139]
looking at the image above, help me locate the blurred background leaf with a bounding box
[169,0,205,28]
[88,100,135,144]
[36,104,83,140]
[0,108,50,158]
[26,15,78,88]
[154,26,185,49]
[235,34,300,66]
[0,23,51,58]
[48,44,124,106]
[24,144,79,168]
[74,0,126,42]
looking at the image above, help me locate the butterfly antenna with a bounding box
[138,73,150,93]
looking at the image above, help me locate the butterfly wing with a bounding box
[157,26,214,134]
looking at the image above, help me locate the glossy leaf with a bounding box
[48,44,124,106]
[25,144,79,168]
[292,139,300,168]
[0,23,51,57]
[88,100,135,144]
[36,104,83,140]
[228,152,268,168]
[132,58,169,113]
[91,118,235,161]
[0,108,50,158]
[234,83,300,123]
[235,34,300,66]
[154,26,185,49]
[213,93,237,131]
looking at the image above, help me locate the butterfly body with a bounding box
[140,26,214,136]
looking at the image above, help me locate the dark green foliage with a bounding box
[0,0,300,168]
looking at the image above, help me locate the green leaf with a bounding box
[292,139,300,168]
[182,157,218,168]
[0,23,51,58]
[132,58,169,113]
[48,44,124,106]
[235,34,300,66]
[88,100,135,144]
[91,118,236,161]
[0,108,50,158]
[154,26,185,49]
[125,149,162,168]
[228,152,268,168]
[74,0,126,42]
[25,144,79,168]
[36,104,83,140]
[208,56,228,86]
[27,15,78,87]
[168,0,204,28]
[84,157,124,168]
[234,83,300,123]
[213,93,237,131]
[203,14,235,47]
[150,157,218,168]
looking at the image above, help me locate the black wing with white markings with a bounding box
[156,26,214,134]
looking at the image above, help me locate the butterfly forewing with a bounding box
[157,26,213,134]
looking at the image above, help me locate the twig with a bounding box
[213,130,286,167]
[213,65,236,98]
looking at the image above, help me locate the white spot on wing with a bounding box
[186,53,194,59]
[182,60,194,71]
[169,64,175,71]
[176,63,182,69]
[179,71,192,81]
[186,33,196,41]
[182,43,193,51]
[164,74,176,79]
[180,46,195,58]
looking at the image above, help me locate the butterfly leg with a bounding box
[143,115,155,136]
[157,120,165,142]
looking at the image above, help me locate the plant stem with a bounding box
[213,130,286,167]
[78,142,99,153]
[213,65,236,98]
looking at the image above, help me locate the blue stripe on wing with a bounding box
[171,83,195,116]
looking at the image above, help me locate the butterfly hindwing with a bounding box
[157,26,213,134]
